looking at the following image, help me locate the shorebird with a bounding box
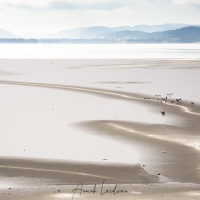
[167,93,173,97]
[161,97,167,103]
[191,102,194,105]
[160,111,165,116]
[176,98,182,103]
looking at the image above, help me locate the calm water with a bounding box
[0,43,200,59]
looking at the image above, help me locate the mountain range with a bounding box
[108,26,200,43]
[0,24,200,43]
[49,23,190,39]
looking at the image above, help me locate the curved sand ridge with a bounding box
[0,80,200,185]
[0,80,199,150]
[0,79,199,119]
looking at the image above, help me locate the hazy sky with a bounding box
[0,0,200,34]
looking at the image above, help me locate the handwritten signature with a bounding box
[72,180,128,199]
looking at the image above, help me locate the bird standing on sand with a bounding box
[176,98,182,103]
[161,97,167,103]
[160,111,165,116]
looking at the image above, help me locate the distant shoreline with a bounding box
[0,38,200,44]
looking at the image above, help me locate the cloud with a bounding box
[0,0,140,11]
[48,1,135,10]
[171,0,200,5]
[0,0,200,11]
[0,0,50,10]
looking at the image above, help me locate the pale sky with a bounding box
[0,0,200,35]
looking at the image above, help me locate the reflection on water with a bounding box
[0,43,200,59]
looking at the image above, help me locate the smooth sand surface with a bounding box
[0,59,200,199]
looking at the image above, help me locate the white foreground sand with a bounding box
[0,59,200,199]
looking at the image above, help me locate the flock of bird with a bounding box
[144,93,195,116]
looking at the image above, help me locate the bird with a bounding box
[144,97,150,100]
[161,97,167,103]
[191,102,194,105]
[167,93,173,97]
[160,111,165,116]
[176,98,182,103]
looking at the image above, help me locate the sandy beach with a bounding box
[0,59,200,199]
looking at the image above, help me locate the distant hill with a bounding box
[108,26,200,42]
[50,26,113,39]
[49,24,191,39]
[108,30,147,40]
[132,23,189,33]
[0,24,200,43]
[150,26,200,42]
[0,28,17,38]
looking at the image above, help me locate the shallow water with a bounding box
[0,43,200,59]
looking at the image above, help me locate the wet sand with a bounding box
[0,59,200,199]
